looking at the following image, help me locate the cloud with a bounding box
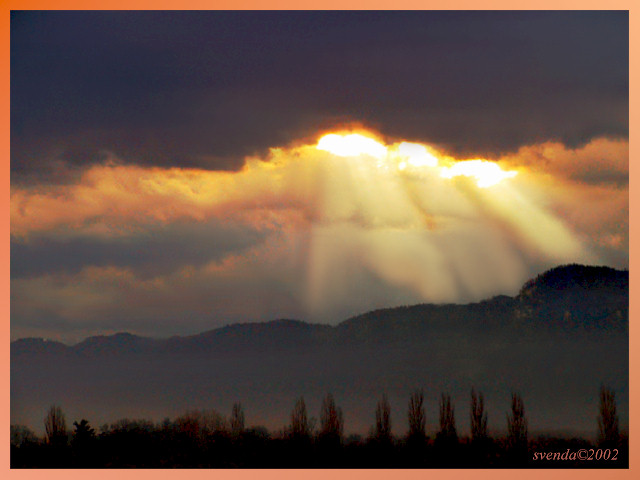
[10,131,628,341]
[11,11,628,181]
[500,137,628,186]
[10,219,268,279]
[10,158,283,238]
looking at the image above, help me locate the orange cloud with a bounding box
[11,162,252,237]
[9,134,515,237]
[499,137,628,185]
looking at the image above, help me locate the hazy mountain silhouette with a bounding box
[11,264,628,436]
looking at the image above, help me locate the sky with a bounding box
[10,11,629,343]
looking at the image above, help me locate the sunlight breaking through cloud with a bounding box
[316,132,518,188]
[10,129,627,337]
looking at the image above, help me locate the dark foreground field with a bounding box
[10,428,629,469]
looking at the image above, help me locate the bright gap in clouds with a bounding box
[315,132,518,188]
[317,133,388,159]
[440,160,519,188]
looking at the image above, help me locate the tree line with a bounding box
[11,385,626,468]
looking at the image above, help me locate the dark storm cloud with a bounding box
[10,219,268,279]
[11,11,628,182]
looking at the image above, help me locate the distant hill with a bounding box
[516,264,628,330]
[12,264,628,357]
[11,264,629,437]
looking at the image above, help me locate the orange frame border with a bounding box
[2,2,635,479]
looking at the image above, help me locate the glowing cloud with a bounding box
[396,142,439,168]
[440,160,518,188]
[315,132,519,188]
[316,133,388,159]
[10,129,627,337]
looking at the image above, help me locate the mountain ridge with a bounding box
[12,263,629,356]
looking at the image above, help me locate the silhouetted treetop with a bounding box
[374,394,392,442]
[470,388,487,443]
[437,393,457,443]
[44,405,67,446]
[407,389,426,441]
[11,425,38,447]
[289,397,313,440]
[319,393,343,442]
[507,393,528,451]
[598,385,620,448]
[230,402,245,436]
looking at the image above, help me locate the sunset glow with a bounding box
[11,129,627,332]
[396,142,439,168]
[316,133,387,159]
[316,131,519,188]
[440,159,518,188]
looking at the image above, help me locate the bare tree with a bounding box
[437,393,457,442]
[11,425,38,447]
[374,394,392,441]
[175,409,226,439]
[230,402,245,436]
[290,396,312,440]
[175,410,201,438]
[507,393,528,454]
[598,385,620,448]
[470,388,488,443]
[407,389,426,441]
[44,405,67,446]
[319,393,343,442]
[201,409,227,435]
